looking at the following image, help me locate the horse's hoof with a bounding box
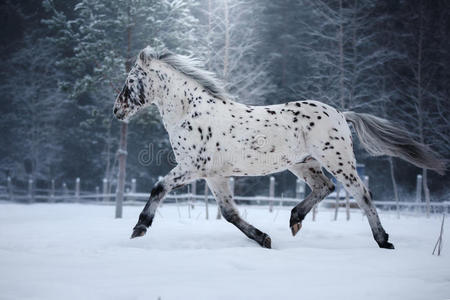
[290,222,302,236]
[130,225,147,239]
[378,240,395,249]
[260,234,272,249]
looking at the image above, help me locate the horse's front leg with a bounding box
[131,166,196,238]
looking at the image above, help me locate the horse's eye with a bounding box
[129,79,134,83]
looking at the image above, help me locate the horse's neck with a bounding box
[151,62,218,132]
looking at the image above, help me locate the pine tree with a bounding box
[44,0,200,213]
[0,35,65,183]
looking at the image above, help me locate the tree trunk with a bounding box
[115,9,132,218]
[416,2,430,218]
[115,122,128,218]
[207,0,212,70]
[423,168,430,217]
[105,120,112,194]
[338,0,345,110]
[223,0,230,82]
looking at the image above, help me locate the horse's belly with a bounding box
[211,148,308,176]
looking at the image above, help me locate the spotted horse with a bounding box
[113,46,446,249]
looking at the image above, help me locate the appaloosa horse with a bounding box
[113,46,446,249]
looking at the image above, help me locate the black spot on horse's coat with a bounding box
[309,122,315,127]
[363,195,370,205]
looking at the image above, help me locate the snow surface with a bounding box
[0,202,448,300]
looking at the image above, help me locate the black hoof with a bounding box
[130,224,147,239]
[290,222,302,236]
[377,240,395,249]
[289,208,304,232]
[259,234,272,249]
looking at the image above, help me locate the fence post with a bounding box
[229,177,235,197]
[75,177,80,201]
[62,182,68,198]
[296,179,305,200]
[364,176,369,189]
[191,180,197,207]
[345,190,350,221]
[28,177,33,203]
[187,185,191,218]
[50,179,55,202]
[334,183,340,220]
[95,186,100,201]
[204,181,209,220]
[102,178,108,202]
[7,177,13,201]
[130,178,136,202]
[416,174,422,213]
[269,176,275,212]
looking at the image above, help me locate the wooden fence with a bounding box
[1,175,449,219]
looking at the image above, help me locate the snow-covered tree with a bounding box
[196,0,274,104]
[43,0,200,208]
[0,35,65,182]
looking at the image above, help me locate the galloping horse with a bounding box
[113,46,446,249]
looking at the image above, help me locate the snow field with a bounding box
[0,202,448,300]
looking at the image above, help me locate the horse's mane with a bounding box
[142,47,228,100]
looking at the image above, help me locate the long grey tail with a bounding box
[344,111,447,175]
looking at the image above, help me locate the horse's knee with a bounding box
[150,182,165,198]
[328,183,335,193]
[221,209,240,224]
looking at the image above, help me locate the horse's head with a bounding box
[113,48,156,121]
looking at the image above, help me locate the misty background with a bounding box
[0,0,449,201]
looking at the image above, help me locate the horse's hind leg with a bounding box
[288,158,335,236]
[314,150,394,249]
[206,176,271,248]
[344,176,393,249]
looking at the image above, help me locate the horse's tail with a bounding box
[343,111,447,175]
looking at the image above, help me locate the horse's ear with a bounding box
[139,50,147,63]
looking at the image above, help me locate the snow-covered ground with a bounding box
[0,202,448,300]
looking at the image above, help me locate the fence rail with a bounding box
[2,175,448,218]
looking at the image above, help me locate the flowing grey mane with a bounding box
[142,47,228,100]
